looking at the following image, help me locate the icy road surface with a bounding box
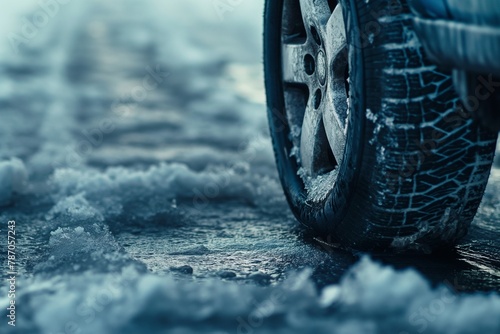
[1,1,500,333]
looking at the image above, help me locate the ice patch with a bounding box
[169,245,211,256]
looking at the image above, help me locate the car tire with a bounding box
[264,0,498,251]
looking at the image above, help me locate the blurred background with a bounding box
[0,1,499,334]
[0,0,267,175]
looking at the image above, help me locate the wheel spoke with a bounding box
[324,5,346,69]
[300,92,330,174]
[299,0,332,29]
[282,43,313,86]
[323,4,348,165]
[323,92,347,166]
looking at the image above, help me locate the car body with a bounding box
[410,0,500,130]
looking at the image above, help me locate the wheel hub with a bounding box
[317,50,327,85]
[281,1,349,177]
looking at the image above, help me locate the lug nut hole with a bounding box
[311,26,322,45]
[304,54,315,75]
[314,89,322,109]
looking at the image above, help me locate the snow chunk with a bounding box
[0,158,28,205]
[46,193,104,224]
[34,224,137,275]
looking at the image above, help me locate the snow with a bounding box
[3,257,500,334]
[0,1,499,333]
[299,167,339,203]
[0,158,28,206]
[49,161,283,219]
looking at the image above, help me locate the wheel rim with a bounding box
[281,0,349,178]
